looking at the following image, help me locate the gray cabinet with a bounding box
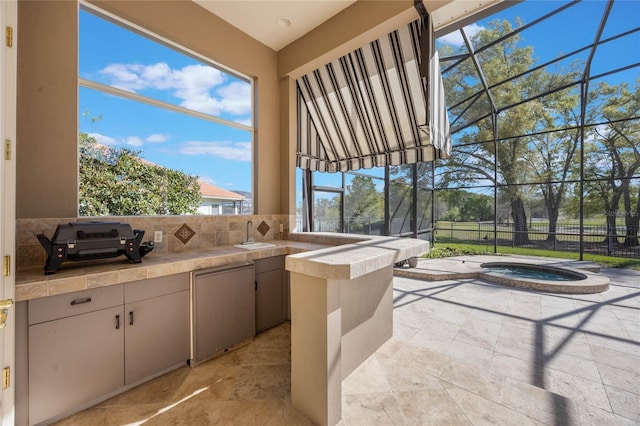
[27,274,191,425]
[255,256,289,333]
[191,262,256,365]
[28,285,124,425]
[124,273,190,385]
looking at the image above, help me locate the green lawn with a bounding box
[425,242,640,270]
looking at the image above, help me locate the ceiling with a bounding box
[193,0,357,51]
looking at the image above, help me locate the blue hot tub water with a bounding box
[481,263,586,281]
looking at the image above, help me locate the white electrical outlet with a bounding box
[279,223,284,232]
[154,231,163,243]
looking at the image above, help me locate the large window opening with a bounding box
[299,164,434,241]
[434,0,639,260]
[78,4,253,216]
[296,0,639,261]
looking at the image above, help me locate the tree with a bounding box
[313,195,340,231]
[345,176,383,231]
[437,189,492,222]
[584,80,640,247]
[439,19,545,245]
[79,132,202,216]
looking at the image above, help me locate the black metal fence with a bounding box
[434,221,640,259]
[299,217,640,259]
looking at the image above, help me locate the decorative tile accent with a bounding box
[257,221,270,237]
[174,223,196,245]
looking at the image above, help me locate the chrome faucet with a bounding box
[244,220,254,244]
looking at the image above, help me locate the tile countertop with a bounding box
[285,233,429,280]
[15,233,429,302]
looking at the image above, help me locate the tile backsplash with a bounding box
[17,214,296,271]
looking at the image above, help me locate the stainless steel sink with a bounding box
[233,242,276,250]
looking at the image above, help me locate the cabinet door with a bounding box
[255,269,284,333]
[124,290,190,385]
[28,306,124,425]
[192,263,255,363]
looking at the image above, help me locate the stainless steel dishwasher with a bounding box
[190,261,255,365]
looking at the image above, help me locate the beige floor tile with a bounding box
[342,356,391,395]
[391,320,420,342]
[543,367,611,412]
[342,392,411,426]
[500,377,579,425]
[598,363,640,394]
[605,385,640,421]
[591,345,640,372]
[394,388,471,425]
[409,326,456,353]
[377,357,444,392]
[454,327,499,351]
[541,327,593,360]
[489,352,543,384]
[393,341,452,373]
[576,401,638,426]
[501,315,537,332]
[466,306,508,324]
[545,352,602,382]
[439,360,506,403]
[494,335,543,365]
[499,323,537,346]
[444,383,537,425]
[460,316,503,336]
[586,333,640,357]
[445,339,494,368]
[232,364,290,400]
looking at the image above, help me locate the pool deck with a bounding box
[394,255,610,294]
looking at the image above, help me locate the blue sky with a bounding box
[79,9,253,192]
[79,1,638,199]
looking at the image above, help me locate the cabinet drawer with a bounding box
[125,273,189,304]
[255,256,283,274]
[28,285,124,325]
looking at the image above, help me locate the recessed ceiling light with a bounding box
[276,17,292,29]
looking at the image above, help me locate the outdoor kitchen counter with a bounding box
[15,233,427,302]
[285,233,428,426]
[15,239,325,302]
[16,232,428,426]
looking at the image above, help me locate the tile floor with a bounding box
[55,263,640,425]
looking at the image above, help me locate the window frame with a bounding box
[78,1,256,216]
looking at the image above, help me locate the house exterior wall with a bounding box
[16,0,281,217]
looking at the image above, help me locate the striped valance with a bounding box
[296,20,451,173]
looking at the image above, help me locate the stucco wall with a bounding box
[17,1,78,218]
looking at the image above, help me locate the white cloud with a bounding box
[86,132,162,148]
[216,82,252,115]
[126,136,144,147]
[235,117,253,127]
[99,64,146,92]
[99,62,251,116]
[439,23,484,47]
[146,133,169,143]
[179,140,252,161]
[88,132,118,146]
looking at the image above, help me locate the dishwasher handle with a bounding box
[192,262,254,280]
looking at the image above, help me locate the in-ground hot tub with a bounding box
[481,262,587,281]
[479,261,608,294]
